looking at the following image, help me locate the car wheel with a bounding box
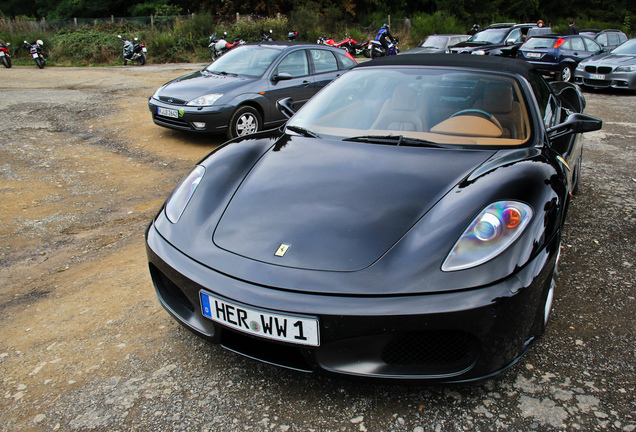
[536,242,560,337]
[227,106,261,140]
[559,64,573,82]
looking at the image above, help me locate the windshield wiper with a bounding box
[286,125,320,138]
[207,70,238,77]
[343,135,450,148]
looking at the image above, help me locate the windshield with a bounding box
[420,36,448,49]
[523,37,557,49]
[205,45,281,77]
[470,28,509,44]
[287,67,531,146]
[611,39,636,55]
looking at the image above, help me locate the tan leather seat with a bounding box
[371,84,426,132]
[473,82,523,139]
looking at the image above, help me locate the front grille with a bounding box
[150,265,195,313]
[598,66,613,74]
[154,115,191,129]
[585,65,597,73]
[159,96,188,105]
[381,331,479,367]
[584,79,611,87]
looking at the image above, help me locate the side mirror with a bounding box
[276,97,296,119]
[134,37,138,41]
[272,72,293,82]
[547,113,602,141]
[117,35,122,39]
[506,38,516,45]
[23,40,28,43]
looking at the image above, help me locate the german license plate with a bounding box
[200,292,320,346]
[32,53,38,58]
[526,52,541,58]
[0,52,4,57]
[157,107,179,118]
[142,47,147,52]
[589,74,605,80]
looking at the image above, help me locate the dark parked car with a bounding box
[146,54,601,382]
[580,29,628,51]
[517,35,604,82]
[401,34,469,54]
[449,23,551,56]
[574,37,636,90]
[148,42,357,139]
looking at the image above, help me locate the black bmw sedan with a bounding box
[148,42,357,139]
[146,54,601,382]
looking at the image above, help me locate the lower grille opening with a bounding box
[150,265,195,314]
[381,331,479,367]
[220,329,313,373]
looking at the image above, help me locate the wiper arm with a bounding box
[343,135,449,148]
[286,125,320,138]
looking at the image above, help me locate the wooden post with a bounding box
[74,17,77,27]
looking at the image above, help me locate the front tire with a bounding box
[559,64,573,82]
[227,106,261,140]
[138,53,146,65]
[35,57,44,69]
[1,56,10,68]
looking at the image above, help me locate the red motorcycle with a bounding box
[0,41,11,68]
[317,34,367,56]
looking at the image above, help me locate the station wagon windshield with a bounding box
[470,28,509,44]
[287,67,531,146]
[205,46,281,78]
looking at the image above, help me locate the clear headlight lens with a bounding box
[576,63,585,71]
[616,65,636,72]
[472,50,487,55]
[442,201,533,271]
[165,165,205,223]
[186,93,223,106]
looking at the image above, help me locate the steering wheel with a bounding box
[450,109,503,133]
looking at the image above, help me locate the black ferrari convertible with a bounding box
[146,54,602,381]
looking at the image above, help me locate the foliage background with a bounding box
[0,0,634,65]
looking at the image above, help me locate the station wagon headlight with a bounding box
[187,93,223,106]
[165,166,205,223]
[442,201,533,271]
[616,66,636,72]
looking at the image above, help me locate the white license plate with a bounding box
[142,47,147,52]
[525,52,541,58]
[0,52,4,56]
[589,74,605,80]
[157,107,179,118]
[32,53,38,58]
[200,292,320,346]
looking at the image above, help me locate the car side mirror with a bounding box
[506,38,516,45]
[272,72,293,82]
[547,113,602,141]
[276,97,296,119]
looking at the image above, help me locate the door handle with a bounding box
[302,80,311,86]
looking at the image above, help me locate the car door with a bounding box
[568,37,589,62]
[309,48,342,93]
[267,49,315,124]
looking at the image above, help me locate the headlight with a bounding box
[442,201,533,271]
[186,93,223,106]
[472,50,487,55]
[152,86,164,100]
[576,63,585,71]
[165,166,205,223]
[615,65,636,72]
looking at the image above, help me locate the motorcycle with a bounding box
[288,31,299,41]
[0,41,11,68]
[317,34,366,56]
[208,32,245,61]
[366,37,400,58]
[259,29,274,42]
[24,40,45,69]
[118,35,147,66]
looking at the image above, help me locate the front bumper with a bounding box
[148,98,233,133]
[574,71,636,90]
[146,221,556,382]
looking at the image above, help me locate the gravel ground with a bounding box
[0,65,634,432]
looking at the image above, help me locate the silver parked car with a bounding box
[574,38,636,90]
[400,34,469,54]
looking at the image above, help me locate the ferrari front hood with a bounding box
[213,137,494,271]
